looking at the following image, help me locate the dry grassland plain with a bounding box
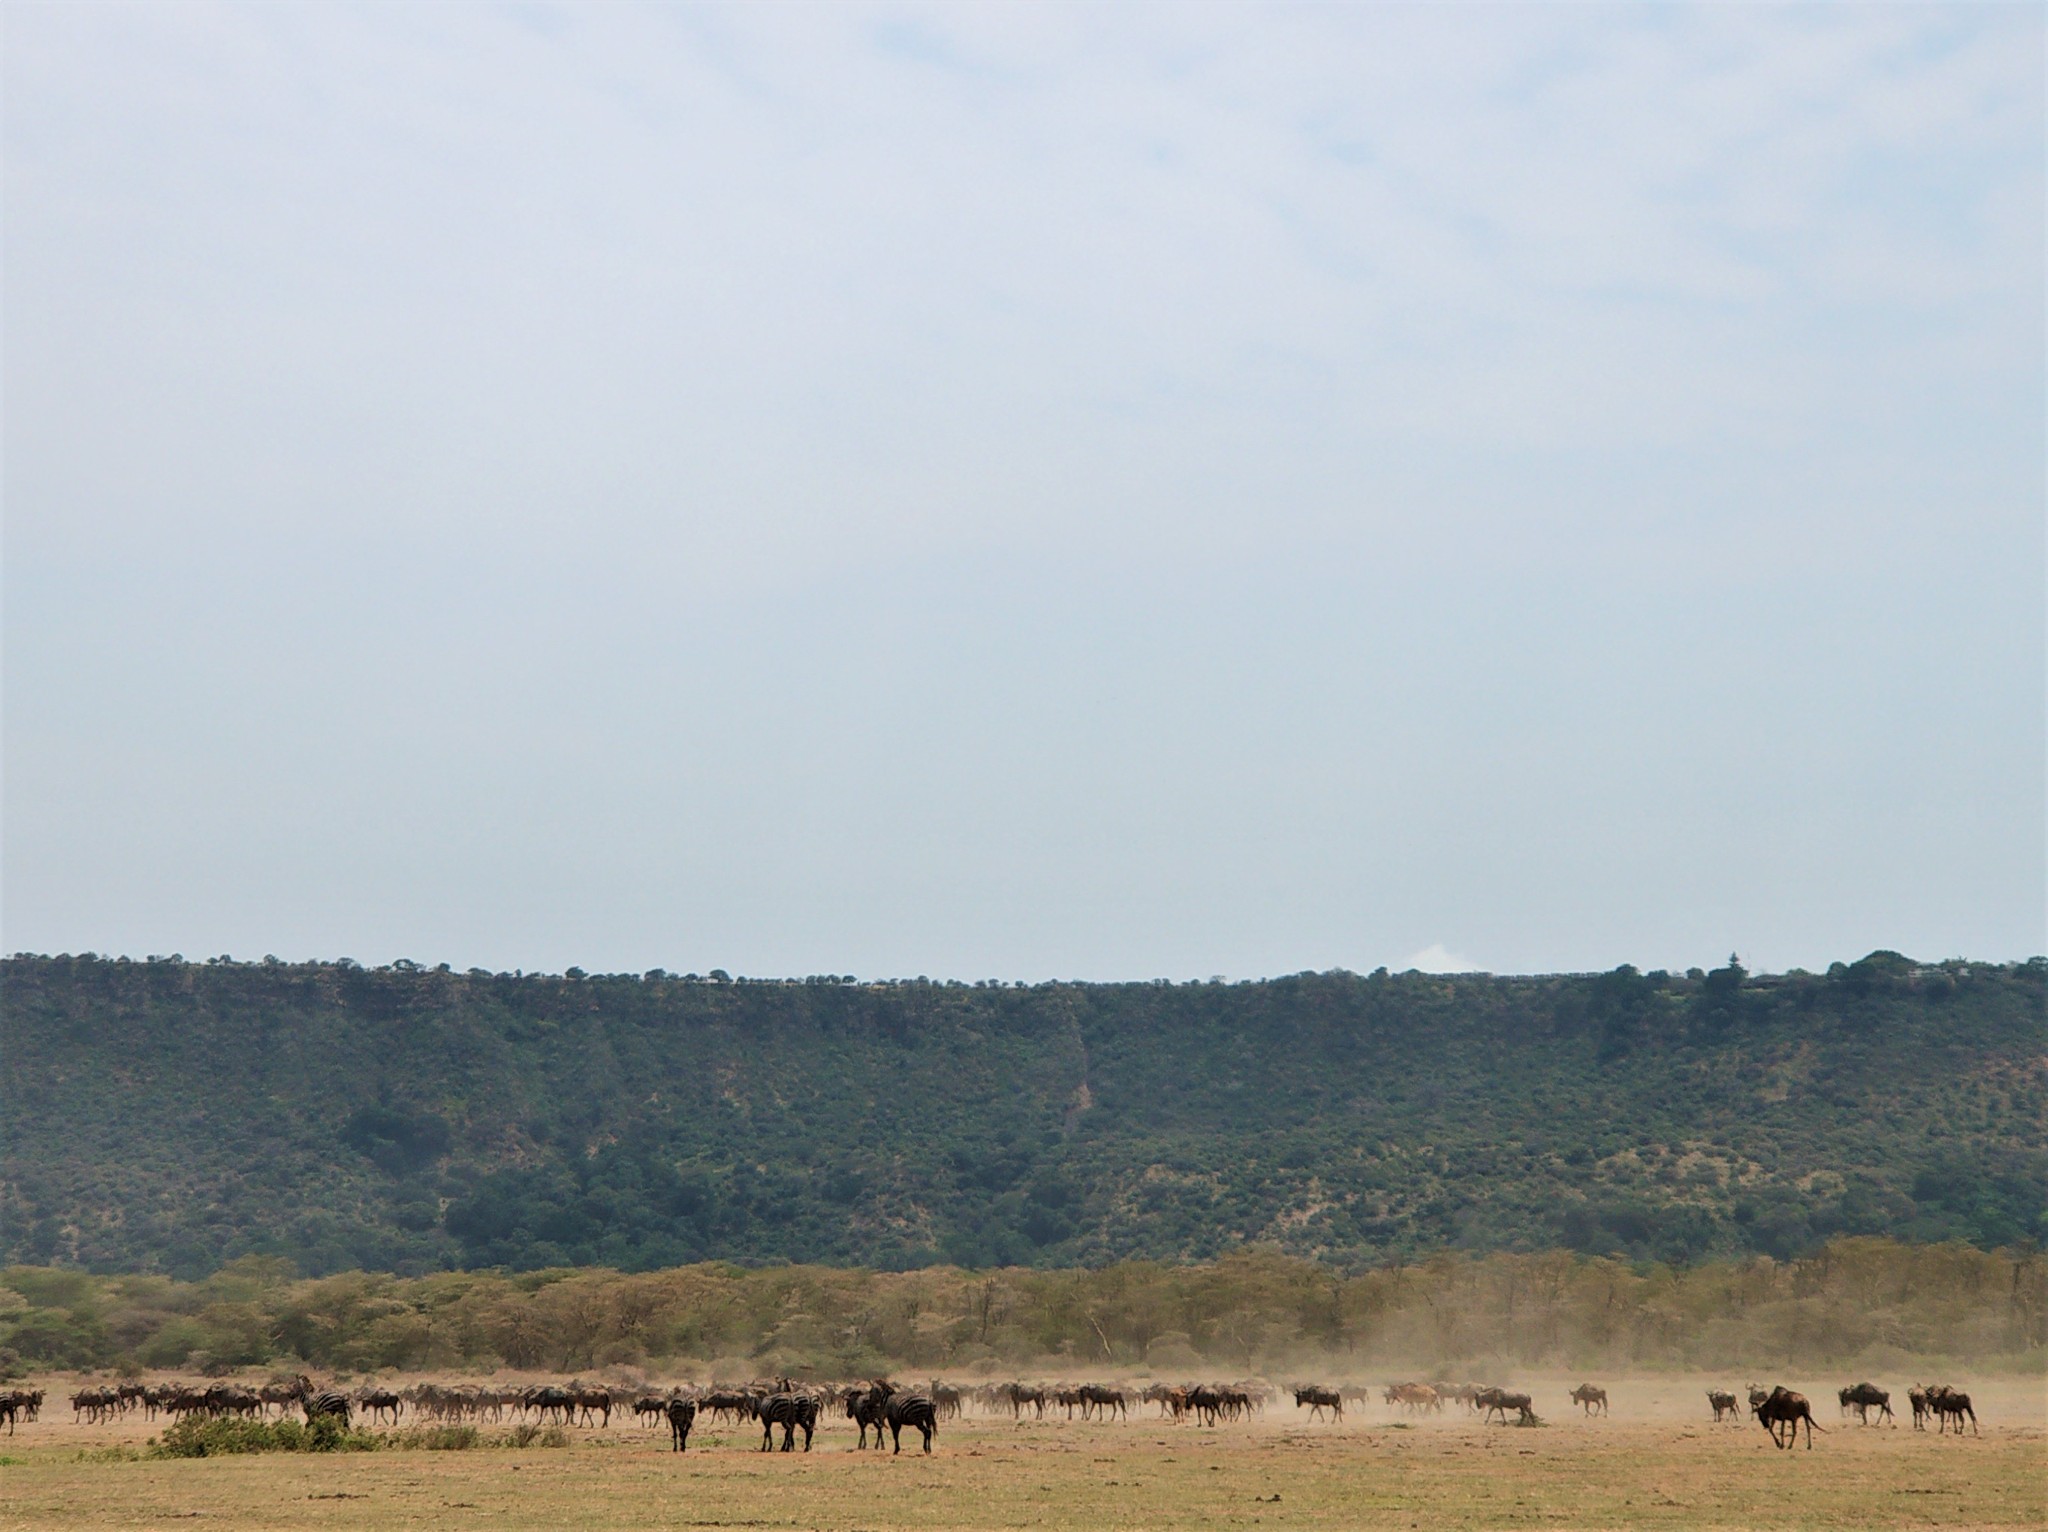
[2,1375,2041,1532]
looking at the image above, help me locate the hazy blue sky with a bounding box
[5,3,2041,979]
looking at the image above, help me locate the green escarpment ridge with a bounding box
[2,953,2041,1278]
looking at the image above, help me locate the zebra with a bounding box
[884,1391,937,1455]
[305,1391,352,1427]
[755,1391,819,1452]
[665,1397,697,1452]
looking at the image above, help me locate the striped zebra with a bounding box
[304,1391,352,1427]
[884,1392,937,1455]
[755,1391,819,1452]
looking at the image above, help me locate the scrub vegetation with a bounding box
[1,1237,2039,1379]
[3,952,2041,1278]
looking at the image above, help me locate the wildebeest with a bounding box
[664,1396,696,1451]
[999,1382,1047,1419]
[696,1388,756,1424]
[1293,1386,1342,1421]
[845,1383,892,1449]
[71,1388,121,1424]
[1568,1384,1608,1417]
[1908,1385,1932,1430]
[259,1376,313,1416]
[1078,1384,1127,1420]
[755,1390,819,1452]
[632,1395,670,1426]
[355,1387,403,1425]
[1706,1389,1739,1423]
[1929,1387,1978,1436]
[1755,1386,1823,1449]
[884,1390,938,1455]
[570,1385,612,1428]
[1475,1387,1537,1426]
[1383,1382,1441,1414]
[1838,1382,1893,1425]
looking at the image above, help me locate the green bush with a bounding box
[388,1425,481,1450]
[498,1422,570,1449]
[147,1415,379,1457]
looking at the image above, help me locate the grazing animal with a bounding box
[884,1391,938,1455]
[1706,1390,1739,1423]
[1078,1384,1127,1420]
[845,1384,892,1449]
[633,1395,669,1426]
[1908,1386,1932,1430]
[1293,1386,1342,1421]
[1930,1389,1978,1437]
[568,1385,612,1428]
[1385,1382,1441,1414]
[1746,1384,1771,1418]
[664,1397,696,1451]
[1839,1382,1893,1426]
[1755,1386,1823,1450]
[1568,1384,1608,1417]
[259,1377,313,1416]
[305,1391,352,1427]
[71,1388,120,1424]
[697,1389,755,1424]
[1476,1388,1537,1426]
[1000,1383,1047,1419]
[355,1387,403,1425]
[755,1391,819,1452]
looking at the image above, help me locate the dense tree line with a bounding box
[1,952,2041,1278]
[1,1239,2038,1379]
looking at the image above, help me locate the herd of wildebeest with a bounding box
[0,1372,1985,1453]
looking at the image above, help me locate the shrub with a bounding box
[147,1415,379,1457]
[498,1422,570,1448]
[388,1425,481,1450]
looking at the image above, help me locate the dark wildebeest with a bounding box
[1707,1390,1740,1423]
[1568,1384,1608,1417]
[1755,1386,1823,1449]
[1079,1384,1127,1420]
[1930,1388,1978,1436]
[755,1390,819,1452]
[355,1387,403,1425]
[845,1383,892,1449]
[1476,1388,1537,1425]
[884,1390,938,1455]
[665,1396,696,1451]
[570,1385,613,1428]
[1838,1383,1893,1426]
[1293,1386,1342,1421]
[633,1395,670,1426]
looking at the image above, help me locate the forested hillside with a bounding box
[2,953,2041,1279]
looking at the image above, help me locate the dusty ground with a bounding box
[2,1373,2041,1530]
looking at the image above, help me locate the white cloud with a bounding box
[1402,945,1481,976]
